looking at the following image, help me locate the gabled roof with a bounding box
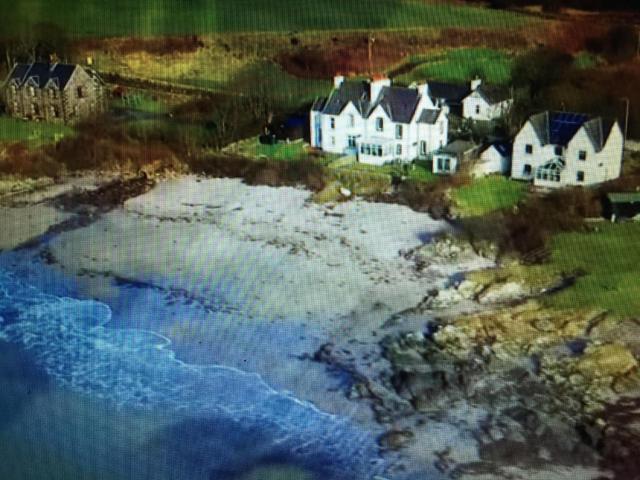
[481,140,512,157]
[527,111,615,151]
[5,62,78,90]
[474,84,511,104]
[417,108,441,124]
[321,80,371,116]
[427,81,470,104]
[311,97,326,112]
[371,86,420,124]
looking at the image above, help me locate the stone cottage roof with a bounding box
[6,62,79,90]
[528,111,616,152]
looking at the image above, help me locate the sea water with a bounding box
[0,267,387,480]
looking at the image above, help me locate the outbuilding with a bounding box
[432,140,477,175]
[472,141,512,177]
[604,192,640,222]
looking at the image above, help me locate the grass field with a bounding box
[396,48,515,86]
[0,117,74,148]
[5,0,528,37]
[452,176,527,216]
[538,222,640,317]
[228,136,310,161]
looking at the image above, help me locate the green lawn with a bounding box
[540,222,640,317]
[4,0,529,37]
[396,48,515,86]
[0,117,74,148]
[453,176,527,216]
[230,137,309,161]
[331,160,437,183]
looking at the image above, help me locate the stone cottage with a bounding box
[2,62,106,124]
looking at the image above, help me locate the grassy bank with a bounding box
[540,222,640,317]
[0,117,74,148]
[452,176,528,217]
[4,0,529,37]
[396,48,515,86]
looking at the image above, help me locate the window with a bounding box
[523,164,532,176]
[396,144,402,156]
[475,105,481,115]
[77,86,84,99]
[577,170,585,182]
[50,106,58,118]
[578,150,587,161]
[331,136,335,146]
[554,146,562,156]
[32,103,40,116]
[437,157,451,172]
[525,144,533,154]
[348,114,355,128]
[28,86,35,97]
[376,117,384,132]
[377,145,383,156]
[420,141,427,156]
[395,124,403,139]
[347,136,356,149]
[330,117,335,129]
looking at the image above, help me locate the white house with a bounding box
[511,111,623,188]
[472,141,512,177]
[462,79,512,121]
[310,75,448,165]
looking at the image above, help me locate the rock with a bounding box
[457,279,481,300]
[339,187,352,198]
[575,344,638,379]
[378,429,415,450]
[477,281,527,304]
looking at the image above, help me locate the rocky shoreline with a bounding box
[310,235,640,479]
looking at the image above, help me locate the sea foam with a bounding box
[0,269,386,479]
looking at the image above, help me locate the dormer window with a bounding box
[395,124,403,139]
[376,117,384,132]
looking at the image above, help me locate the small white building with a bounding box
[310,75,448,165]
[472,141,512,177]
[511,111,623,188]
[462,79,513,121]
[432,140,477,175]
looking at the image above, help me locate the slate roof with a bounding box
[311,97,326,112]
[440,140,476,155]
[417,109,441,124]
[528,111,615,151]
[427,81,470,104]
[371,86,420,124]
[6,62,78,90]
[319,80,427,123]
[321,80,371,116]
[475,84,511,104]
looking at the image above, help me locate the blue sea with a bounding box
[0,259,392,480]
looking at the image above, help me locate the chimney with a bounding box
[418,82,429,98]
[370,73,391,101]
[470,76,482,91]
[334,74,345,89]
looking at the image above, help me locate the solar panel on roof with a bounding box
[549,112,589,146]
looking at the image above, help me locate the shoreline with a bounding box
[1,172,638,479]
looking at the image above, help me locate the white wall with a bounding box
[473,146,510,177]
[462,92,512,121]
